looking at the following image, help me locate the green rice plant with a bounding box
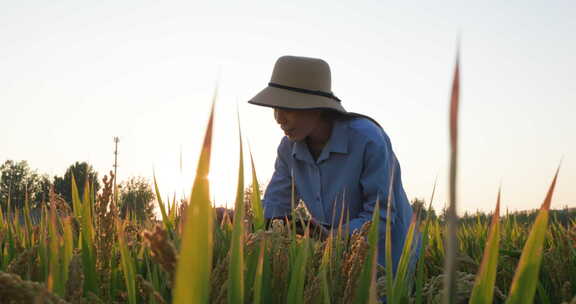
[249,146,265,232]
[38,206,49,282]
[228,113,245,304]
[48,202,64,297]
[0,52,574,304]
[153,173,175,239]
[116,219,137,304]
[444,49,460,304]
[172,95,216,304]
[391,212,418,303]
[384,171,396,303]
[62,216,73,289]
[318,234,332,304]
[414,179,437,304]
[354,199,381,304]
[505,167,560,304]
[252,238,266,304]
[72,175,98,295]
[23,192,33,249]
[469,189,501,304]
[287,225,311,303]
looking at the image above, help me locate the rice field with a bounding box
[1,59,575,304]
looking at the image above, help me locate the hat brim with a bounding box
[248,86,347,113]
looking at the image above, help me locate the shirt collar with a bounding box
[291,119,349,164]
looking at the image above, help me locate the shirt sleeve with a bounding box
[262,138,293,219]
[346,138,397,233]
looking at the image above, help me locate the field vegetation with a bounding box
[1,58,575,304]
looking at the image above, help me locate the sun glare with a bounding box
[207,171,237,209]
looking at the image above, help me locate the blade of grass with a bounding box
[80,179,97,294]
[354,198,381,304]
[228,110,245,304]
[286,224,310,304]
[505,167,560,304]
[252,239,266,304]
[444,46,460,304]
[172,93,216,304]
[248,143,264,232]
[0,202,4,230]
[385,164,397,303]
[415,178,438,304]
[71,174,82,220]
[23,190,32,248]
[392,212,418,302]
[153,172,174,238]
[469,188,501,304]
[62,216,73,287]
[38,206,48,281]
[47,202,63,296]
[319,234,332,304]
[116,219,137,304]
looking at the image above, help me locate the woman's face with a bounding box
[274,108,323,141]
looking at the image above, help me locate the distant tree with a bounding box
[118,176,155,222]
[411,198,437,222]
[35,175,52,206]
[0,160,52,211]
[53,161,100,206]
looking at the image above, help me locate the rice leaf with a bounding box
[392,212,418,302]
[252,239,266,304]
[153,173,174,238]
[505,167,560,304]
[80,179,97,294]
[287,226,310,304]
[71,174,82,219]
[228,111,245,304]
[385,164,397,303]
[319,235,332,304]
[0,203,4,230]
[23,191,32,248]
[469,189,501,304]
[62,216,73,287]
[354,198,381,304]
[248,145,265,232]
[116,219,137,304]
[172,93,216,304]
[415,178,438,304]
[444,47,460,304]
[38,206,48,281]
[48,202,64,297]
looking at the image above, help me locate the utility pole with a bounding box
[113,137,120,206]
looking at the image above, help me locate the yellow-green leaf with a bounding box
[116,219,137,304]
[469,189,501,304]
[172,95,216,304]
[506,167,560,304]
[228,111,245,304]
[249,146,264,232]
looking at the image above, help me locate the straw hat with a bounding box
[248,56,347,113]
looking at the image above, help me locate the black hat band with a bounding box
[268,82,341,102]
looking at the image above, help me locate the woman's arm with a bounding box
[347,139,397,233]
[262,138,293,219]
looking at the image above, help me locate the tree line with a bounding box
[0,160,155,222]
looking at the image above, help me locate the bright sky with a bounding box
[1,0,575,214]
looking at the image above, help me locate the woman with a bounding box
[248,55,417,274]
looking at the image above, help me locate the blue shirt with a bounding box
[263,116,416,273]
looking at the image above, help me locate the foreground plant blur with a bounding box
[1,58,575,304]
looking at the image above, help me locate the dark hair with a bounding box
[322,110,383,129]
[321,109,349,121]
